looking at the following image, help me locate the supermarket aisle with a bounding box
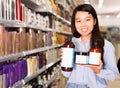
[107,74,120,88]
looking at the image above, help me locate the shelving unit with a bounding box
[0,0,72,88]
[21,0,43,11]
[21,0,71,26]
[0,44,62,63]
[48,11,71,26]
[0,19,71,35]
[0,19,26,27]
[43,74,58,88]
[12,58,61,88]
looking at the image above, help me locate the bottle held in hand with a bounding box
[89,40,102,65]
[61,37,75,71]
[75,52,89,64]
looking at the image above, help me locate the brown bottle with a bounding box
[61,37,75,71]
[89,40,102,65]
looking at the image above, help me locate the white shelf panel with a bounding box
[0,45,62,63]
[26,24,47,31]
[0,53,23,62]
[46,28,72,35]
[0,19,26,27]
[48,10,71,26]
[0,19,70,34]
[21,0,42,11]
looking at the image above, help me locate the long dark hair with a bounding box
[71,4,104,63]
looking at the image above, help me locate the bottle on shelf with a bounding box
[37,75,43,88]
[0,24,5,56]
[29,78,38,88]
[89,40,102,65]
[61,37,75,71]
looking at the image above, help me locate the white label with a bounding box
[61,48,74,68]
[89,52,101,65]
[75,55,89,64]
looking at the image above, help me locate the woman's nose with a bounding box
[81,21,86,26]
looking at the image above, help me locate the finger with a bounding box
[99,60,103,66]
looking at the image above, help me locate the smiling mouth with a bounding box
[81,28,87,32]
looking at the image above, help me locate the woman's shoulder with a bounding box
[104,39,114,49]
[104,39,113,45]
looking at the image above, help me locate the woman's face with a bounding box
[75,11,96,38]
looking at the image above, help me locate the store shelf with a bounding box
[0,53,23,63]
[67,0,76,7]
[21,0,71,26]
[0,0,71,88]
[26,24,46,31]
[0,19,70,34]
[21,0,42,11]
[46,28,72,35]
[0,44,62,63]
[22,45,62,56]
[25,25,72,35]
[43,75,58,88]
[48,10,71,26]
[0,19,26,27]
[25,58,60,83]
[21,0,49,12]
[13,58,61,88]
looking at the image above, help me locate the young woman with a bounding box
[61,4,119,88]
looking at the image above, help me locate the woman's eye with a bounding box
[86,19,91,21]
[76,20,81,22]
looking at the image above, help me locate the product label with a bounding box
[89,52,101,65]
[61,48,74,67]
[75,55,89,64]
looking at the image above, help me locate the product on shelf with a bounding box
[0,0,72,88]
[0,24,5,56]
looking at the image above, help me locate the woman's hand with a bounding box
[88,60,103,73]
[80,60,103,74]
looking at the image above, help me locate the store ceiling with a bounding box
[90,0,120,16]
[79,0,120,27]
